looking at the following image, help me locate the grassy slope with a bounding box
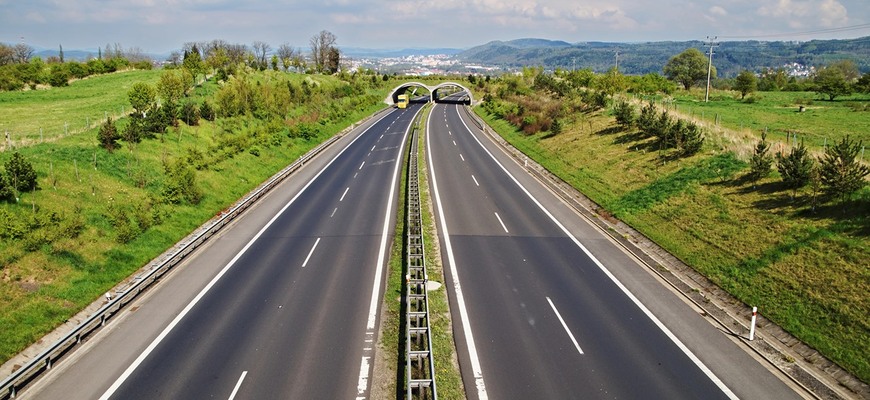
[0,69,164,143]
[476,103,870,383]
[0,70,392,364]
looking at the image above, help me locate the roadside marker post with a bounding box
[749,306,758,341]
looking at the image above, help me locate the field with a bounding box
[0,69,164,146]
[0,69,392,365]
[642,89,870,153]
[475,92,870,383]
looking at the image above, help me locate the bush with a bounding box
[199,101,215,121]
[162,158,202,205]
[5,151,39,193]
[181,102,201,126]
[97,117,121,152]
[613,100,636,128]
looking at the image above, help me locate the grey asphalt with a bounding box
[22,104,422,399]
[426,102,802,400]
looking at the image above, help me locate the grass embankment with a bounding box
[0,69,164,145]
[642,89,870,152]
[378,105,465,399]
[476,102,870,383]
[0,69,393,365]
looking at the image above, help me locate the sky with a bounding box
[1,0,869,55]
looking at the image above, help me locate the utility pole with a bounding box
[704,36,719,103]
[572,57,576,72]
[614,50,619,71]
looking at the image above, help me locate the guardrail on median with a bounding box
[405,111,437,399]
[0,107,392,400]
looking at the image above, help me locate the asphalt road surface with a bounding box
[426,101,802,400]
[23,103,422,399]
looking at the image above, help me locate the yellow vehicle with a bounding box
[396,94,409,109]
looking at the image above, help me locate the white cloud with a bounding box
[710,6,728,16]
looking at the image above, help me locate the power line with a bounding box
[718,23,870,39]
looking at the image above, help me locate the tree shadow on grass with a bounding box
[798,197,870,237]
[595,126,624,136]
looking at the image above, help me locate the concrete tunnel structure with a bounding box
[385,82,474,106]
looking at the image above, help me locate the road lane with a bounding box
[427,102,800,400]
[24,104,422,400]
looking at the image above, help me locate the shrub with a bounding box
[5,152,39,193]
[162,158,203,205]
[97,116,121,152]
[613,100,636,129]
[181,102,201,126]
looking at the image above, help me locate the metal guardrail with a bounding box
[405,110,436,399]
[0,108,392,400]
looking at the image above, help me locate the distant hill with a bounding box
[457,37,870,77]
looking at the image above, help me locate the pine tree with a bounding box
[613,100,635,129]
[5,151,39,193]
[97,116,121,151]
[680,121,704,156]
[748,131,773,185]
[819,136,869,205]
[776,140,814,198]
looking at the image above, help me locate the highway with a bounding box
[426,101,801,399]
[22,104,422,399]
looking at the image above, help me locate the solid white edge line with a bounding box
[358,106,422,397]
[227,370,248,400]
[471,175,480,187]
[340,187,350,202]
[494,212,509,233]
[428,104,488,400]
[455,106,739,400]
[98,108,397,400]
[546,297,584,355]
[302,237,321,268]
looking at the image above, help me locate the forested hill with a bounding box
[457,37,870,77]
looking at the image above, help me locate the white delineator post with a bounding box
[749,306,758,341]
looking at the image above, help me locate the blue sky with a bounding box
[1,0,869,54]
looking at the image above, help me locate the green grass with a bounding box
[0,70,393,365]
[476,105,870,383]
[378,105,465,399]
[0,69,163,144]
[652,89,870,150]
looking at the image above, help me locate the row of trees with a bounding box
[165,30,342,82]
[614,101,704,156]
[0,42,152,91]
[663,48,870,100]
[748,133,869,206]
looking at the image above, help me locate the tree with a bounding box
[596,67,627,96]
[157,69,187,106]
[613,100,636,129]
[828,59,860,82]
[97,116,121,151]
[162,158,202,205]
[814,66,851,101]
[128,82,157,117]
[182,44,205,86]
[5,151,39,193]
[0,43,14,66]
[776,140,814,198]
[252,41,271,71]
[270,54,279,71]
[818,136,869,205]
[734,70,757,99]
[747,131,773,184]
[59,44,64,63]
[325,46,341,74]
[309,30,337,73]
[758,67,788,91]
[663,48,713,90]
[276,43,296,72]
[13,43,34,63]
[856,73,870,94]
